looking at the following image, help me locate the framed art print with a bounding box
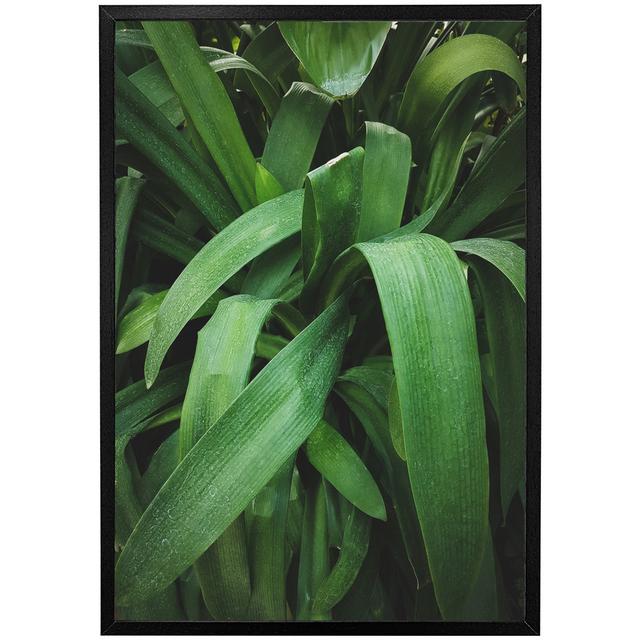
[100,4,540,634]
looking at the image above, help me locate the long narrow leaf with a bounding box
[116,289,226,355]
[358,122,411,241]
[131,209,203,265]
[178,295,278,619]
[344,235,490,618]
[398,34,525,149]
[311,505,371,615]
[262,82,334,192]
[427,107,526,241]
[420,75,486,213]
[305,419,386,520]
[300,148,364,309]
[452,238,525,300]
[469,259,525,518]
[143,21,258,210]
[296,481,330,620]
[246,457,295,620]
[116,295,349,605]
[129,49,280,126]
[145,189,304,386]
[115,177,145,307]
[139,431,179,508]
[115,67,239,230]
[335,371,429,590]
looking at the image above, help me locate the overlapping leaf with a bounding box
[305,419,386,520]
[144,189,304,386]
[178,295,278,618]
[116,295,349,605]
[332,235,490,617]
[143,21,258,210]
[115,67,238,231]
[398,34,525,149]
[114,18,528,622]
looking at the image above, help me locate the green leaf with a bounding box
[128,50,280,126]
[312,505,371,615]
[201,47,280,117]
[246,457,295,620]
[458,529,499,620]
[115,295,349,605]
[115,66,239,231]
[115,413,156,547]
[344,235,490,618]
[420,74,486,213]
[254,164,285,204]
[195,518,251,621]
[279,21,392,98]
[469,259,525,519]
[335,372,429,590]
[146,403,182,429]
[427,107,526,241]
[387,378,406,460]
[115,364,190,544]
[117,579,184,621]
[300,148,364,309]
[142,21,258,210]
[235,21,296,97]
[296,481,330,620]
[305,419,386,520]
[315,180,456,313]
[139,431,179,508]
[116,363,190,437]
[451,238,525,300]
[178,295,278,619]
[261,82,335,191]
[115,28,154,49]
[363,21,437,117]
[130,209,203,265]
[357,122,411,241]
[276,270,303,303]
[242,164,292,298]
[255,332,289,360]
[332,526,381,620]
[115,176,145,307]
[116,289,227,355]
[245,80,334,303]
[398,34,525,149]
[285,466,305,558]
[127,60,185,127]
[241,235,300,300]
[144,189,304,387]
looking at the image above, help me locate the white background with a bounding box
[1,0,638,637]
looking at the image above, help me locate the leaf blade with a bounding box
[358,122,411,241]
[452,237,525,300]
[261,82,334,192]
[305,419,387,521]
[144,189,304,386]
[142,21,258,210]
[354,234,490,618]
[115,176,145,307]
[115,66,239,231]
[115,295,349,605]
[398,34,525,149]
[279,21,391,98]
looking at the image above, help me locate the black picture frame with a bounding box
[100,5,541,635]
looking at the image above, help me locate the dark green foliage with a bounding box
[114,19,527,622]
